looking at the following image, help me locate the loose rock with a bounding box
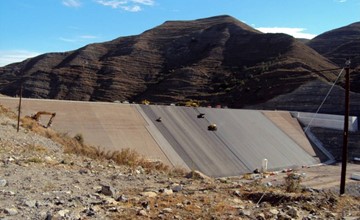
[140,191,157,198]
[172,184,183,192]
[138,209,148,216]
[0,179,7,187]
[4,207,18,216]
[100,184,116,197]
[162,207,173,213]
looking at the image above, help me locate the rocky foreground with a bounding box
[0,106,359,220]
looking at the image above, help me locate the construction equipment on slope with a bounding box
[141,99,150,105]
[197,113,205,118]
[29,111,56,128]
[185,100,199,107]
[208,124,217,131]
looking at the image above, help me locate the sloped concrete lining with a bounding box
[304,129,335,165]
[1,97,320,177]
[0,97,172,166]
[292,112,358,132]
[198,108,319,174]
[262,111,317,157]
[135,105,189,169]
[140,105,249,176]
[140,105,319,177]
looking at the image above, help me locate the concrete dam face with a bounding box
[1,97,320,177]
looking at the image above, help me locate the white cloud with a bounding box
[132,0,154,5]
[96,0,126,8]
[62,0,82,7]
[334,0,347,3]
[80,35,98,39]
[122,5,141,12]
[59,35,99,43]
[59,37,78,42]
[256,27,317,39]
[0,50,40,67]
[95,0,154,12]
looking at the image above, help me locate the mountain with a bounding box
[307,22,360,94]
[307,22,360,67]
[0,15,354,111]
[249,79,360,116]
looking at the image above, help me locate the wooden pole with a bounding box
[17,84,23,132]
[340,60,350,195]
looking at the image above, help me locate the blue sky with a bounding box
[0,0,359,67]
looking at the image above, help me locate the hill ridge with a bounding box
[1,15,358,114]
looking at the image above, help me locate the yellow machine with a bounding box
[141,99,150,105]
[208,124,217,131]
[185,100,199,107]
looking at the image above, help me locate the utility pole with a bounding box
[17,84,23,132]
[340,59,350,195]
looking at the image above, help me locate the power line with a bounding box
[304,67,345,133]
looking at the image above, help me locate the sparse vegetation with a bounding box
[26,157,43,163]
[20,115,172,173]
[0,105,17,119]
[74,133,84,145]
[27,144,48,153]
[284,172,303,193]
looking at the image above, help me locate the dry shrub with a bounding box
[109,148,139,167]
[184,202,202,214]
[20,117,97,157]
[334,194,360,215]
[211,200,235,213]
[74,133,84,145]
[21,116,37,130]
[105,149,170,172]
[19,115,172,172]
[27,144,48,153]
[137,157,170,172]
[62,138,98,158]
[168,166,187,177]
[26,157,43,163]
[0,105,17,119]
[62,136,171,172]
[284,172,303,193]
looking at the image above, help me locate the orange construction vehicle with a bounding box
[29,111,56,128]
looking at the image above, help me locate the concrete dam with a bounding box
[1,97,322,177]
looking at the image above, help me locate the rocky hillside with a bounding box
[1,105,360,219]
[250,79,360,116]
[307,22,360,68]
[0,15,342,110]
[307,22,360,94]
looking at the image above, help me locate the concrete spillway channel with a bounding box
[0,97,321,177]
[139,105,319,177]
